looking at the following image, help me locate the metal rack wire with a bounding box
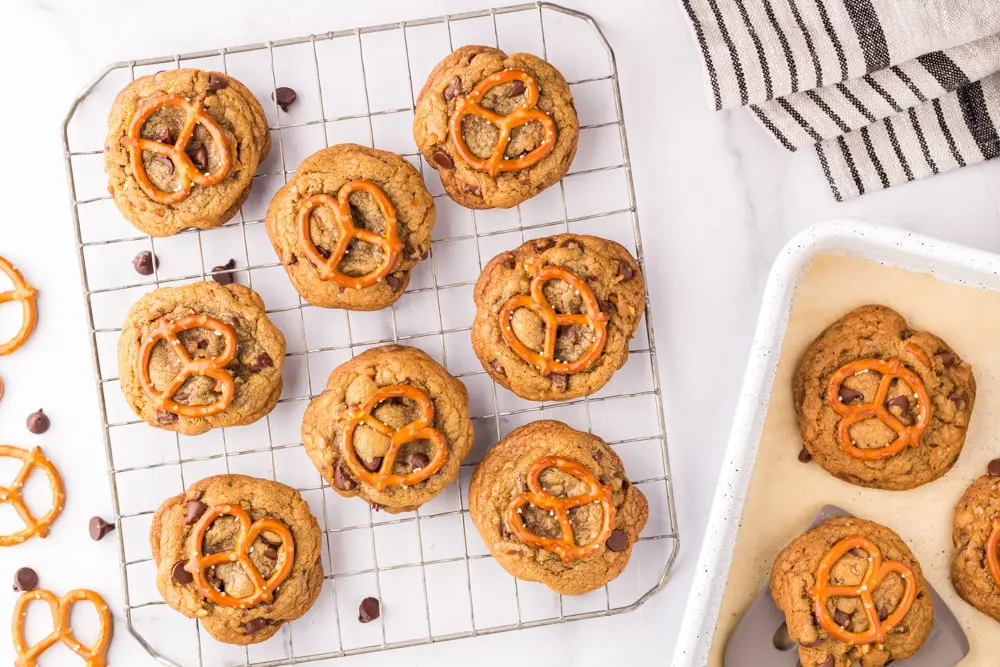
[62,3,679,665]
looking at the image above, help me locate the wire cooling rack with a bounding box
[61,3,678,665]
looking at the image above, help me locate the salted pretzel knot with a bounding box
[344,384,448,492]
[500,263,609,376]
[0,446,64,547]
[505,456,615,563]
[449,69,557,178]
[298,179,404,289]
[810,535,917,645]
[121,94,232,205]
[138,315,238,419]
[13,588,111,667]
[185,504,295,609]
[987,515,1000,588]
[826,345,931,461]
[0,257,38,356]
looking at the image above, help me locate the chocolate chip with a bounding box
[950,391,966,409]
[156,410,178,425]
[185,500,208,525]
[244,617,272,634]
[316,246,332,260]
[89,516,115,541]
[989,458,1000,477]
[363,456,384,473]
[13,567,38,592]
[151,127,174,144]
[273,86,298,112]
[151,154,175,174]
[833,609,850,627]
[507,79,526,97]
[26,409,49,434]
[263,548,278,560]
[560,325,580,345]
[211,258,237,285]
[900,330,913,341]
[533,238,555,252]
[132,250,158,276]
[818,658,834,667]
[798,447,812,463]
[247,352,273,373]
[431,147,454,170]
[259,531,282,548]
[504,255,517,270]
[837,386,864,404]
[877,603,891,621]
[358,597,380,623]
[188,145,208,172]
[410,452,430,470]
[443,76,463,101]
[462,183,482,196]
[606,529,628,552]
[370,502,383,512]
[885,395,912,421]
[559,238,580,250]
[334,460,356,491]
[799,637,823,648]
[385,274,403,291]
[936,350,957,368]
[490,359,505,376]
[616,262,635,281]
[172,560,193,585]
[207,74,229,92]
[551,374,568,392]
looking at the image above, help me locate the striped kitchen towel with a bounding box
[680,0,1000,200]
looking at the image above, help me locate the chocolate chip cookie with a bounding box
[413,45,579,209]
[468,420,647,595]
[301,345,473,513]
[472,234,644,401]
[794,305,975,490]
[265,144,435,311]
[150,474,323,645]
[105,69,270,237]
[770,516,933,667]
[117,281,285,436]
[952,459,1000,622]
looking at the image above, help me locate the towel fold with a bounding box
[681,0,1000,199]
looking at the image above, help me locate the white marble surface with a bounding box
[1,0,998,666]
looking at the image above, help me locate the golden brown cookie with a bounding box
[150,475,323,645]
[117,281,285,436]
[301,345,473,513]
[794,305,975,490]
[265,144,435,311]
[468,420,647,595]
[952,459,1000,622]
[770,516,933,667]
[413,45,578,209]
[472,234,644,401]
[105,69,270,237]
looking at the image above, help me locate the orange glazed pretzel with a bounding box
[121,94,232,205]
[505,456,615,563]
[499,264,609,376]
[826,350,931,461]
[138,314,237,418]
[810,535,917,645]
[0,446,64,547]
[13,588,111,667]
[987,515,1000,588]
[449,69,557,178]
[0,257,38,356]
[185,504,294,609]
[344,384,447,492]
[298,180,404,289]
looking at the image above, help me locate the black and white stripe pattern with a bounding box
[680,0,1000,199]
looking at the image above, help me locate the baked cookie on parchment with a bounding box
[301,345,473,513]
[150,474,323,645]
[468,420,647,595]
[105,69,270,237]
[794,305,975,490]
[472,233,644,401]
[770,515,933,667]
[117,281,285,436]
[265,144,435,310]
[952,458,1000,623]
[413,45,579,209]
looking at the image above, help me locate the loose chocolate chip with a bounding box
[443,76,463,101]
[606,529,628,552]
[172,560,193,585]
[550,374,568,392]
[363,456,384,473]
[989,458,1000,477]
[263,548,278,560]
[462,183,482,196]
[188,145,208,172]
[273,86,298,112]
[334,460,357,491]
[132,250,158,276]
[89,516,115,541]
[26,409,50,434]
[358,596,380,623]
[798,447,812,463]
[151,154,175,174]
[818,657,834,667]
[13,567,38,592]
[533,238,555,252]
[885,395,912,420]
[490,359,505,376]
[431,147,454,170]
[616,262,635,281]
[247,352,274,373]
[156,410,178,425]
[833,609,850,627]
[837,386,864,404]
[410,452,430,470]
[507,79,526,97]
[936,350,957,368]
[385,274,403,291]
[211,258,237,285]
[370,502,383,512]
[185,500,208,525]
[244,617,271,634]
[207,74,229,92]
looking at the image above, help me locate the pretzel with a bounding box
[810,535,917,645]
[298,180,404,290]
[987,515,1000,588]
[185,504,295,609]
[449,69,557,178]
[13,588,111,667]
[0,257,38,356]
[343,384,447,491]
[121,94,232,205]
[826,346,931,461]
[499,263,609,376]
[138,314,237,418]
[504,456,615,563]
[0,446,64,547]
